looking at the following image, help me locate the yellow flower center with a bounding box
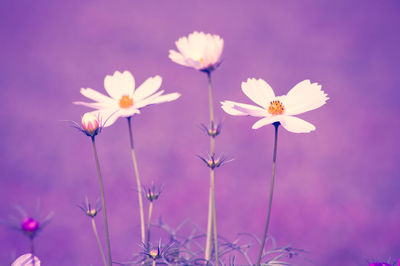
[87,209,97,217]
[268,100,285,115]
[149,250,158,259]
[119,95,134,108]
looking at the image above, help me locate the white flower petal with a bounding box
[148,92,181,105]
[119,108,140,118]
[175,35,191,57]
[168,50,188,67]
[241,78,275,108]
[80,88,115,104]
[104,70,135,100]
[73,100,116,109]
[252,116,283,129]
[284,80,328,115]
[133,76,162,102]
[221,100,268,117]
[12,253,40,266]
[280,115,315,133]
[88,109,122,128]
[134,90,165,109]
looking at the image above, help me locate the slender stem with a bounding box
[256,123,280,266]
[207,71,215,126]
[211,169,219,266]
[30,238,35,266]
[147,202,153,248]
[152,260,156,266]
[127,117,146,244]
[92,138,113,266]
[205,71,217,261]
[91,218,108,266]
[205,186,213,260]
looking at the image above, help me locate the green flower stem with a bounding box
[256,123,280,266]
[127,117,146,244]
[91,218,107,266]
[211,169,219,266]
[30,238,35,266]
[147,201,153,248]
[205,71,218,264]
[92,138,113,266]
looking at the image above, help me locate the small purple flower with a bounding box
[369,263,393,266]
[21,217,40,234]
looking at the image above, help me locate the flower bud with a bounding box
[82,113,99,136]
[21,217,39,233]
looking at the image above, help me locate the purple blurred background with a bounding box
[1,0,400,265]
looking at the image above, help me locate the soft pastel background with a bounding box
[1,1,399,265]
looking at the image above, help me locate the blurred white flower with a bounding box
[169,31,223,72]
[221,79,328,133]
[74,71,180,127]
[12,254,40,266]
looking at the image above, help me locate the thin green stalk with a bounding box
[256,123,280,266]
[127,117,146,244]
[147,202,153,248]
[92,138,113,266]
[30,238,35,266]
[91,218,107,266]
[205,71,218,263]
[211,169,219,266]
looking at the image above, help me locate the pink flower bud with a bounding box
[21,217,39,233]
[81,113,99,136]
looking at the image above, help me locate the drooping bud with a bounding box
[81,113,100,137]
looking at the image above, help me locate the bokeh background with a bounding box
[1,0,399,265]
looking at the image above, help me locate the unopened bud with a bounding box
[21,217,39,233]
[82,113,99,136]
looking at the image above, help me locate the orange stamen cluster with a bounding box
[119,95,134,108]
[268,100,285,115]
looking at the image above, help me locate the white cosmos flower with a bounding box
[74,70,181,127]
[12,253,40,266]
[169,31,224,72]
[221,79,328,133]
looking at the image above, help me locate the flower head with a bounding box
[77,197,102,218]
[74,70,181,127]
[169,31,224,72]
[5,205,53,240]
[12,253,40,266]
[21,217,39,235]
[221,79,328,133]
[143,182,163,202]
[198,153,232,170]
[200,121,222,138]
[81,113,100,136]
[68,111,109,138]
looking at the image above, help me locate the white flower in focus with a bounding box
[221,79,328,133]
[169,31,224,72]
[74,71,181,127]
[12,254,40,266]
